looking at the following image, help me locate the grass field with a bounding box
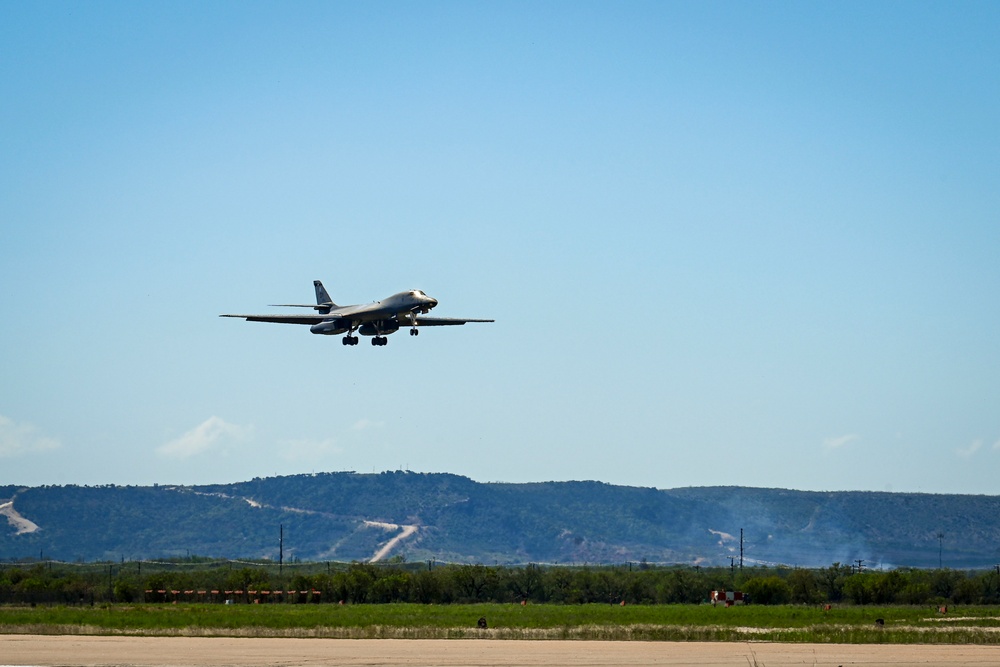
[3,603,1000,643]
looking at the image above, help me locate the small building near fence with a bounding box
[710,590,745,606]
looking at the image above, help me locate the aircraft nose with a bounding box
[428,297,438,308]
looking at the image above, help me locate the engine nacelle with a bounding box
[310,319,350,335]
[358,320,400,336]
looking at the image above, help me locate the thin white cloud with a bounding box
[156,417,250,460]
[351,418,383,432]
[0,415,60,458]
[957,439,983,459]
[823,434,859,450]
[993,439,1000,451]
[277,437,342,463]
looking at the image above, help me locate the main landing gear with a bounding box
[409,328,419,336]
[342,335,388,346]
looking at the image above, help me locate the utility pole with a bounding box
[854,559,864,573]
[739,529,744,571]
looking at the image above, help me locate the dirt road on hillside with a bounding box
[3,635,1000,666]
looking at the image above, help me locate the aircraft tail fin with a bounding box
[314,280,337,314]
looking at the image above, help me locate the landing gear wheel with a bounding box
[410,328,419,336]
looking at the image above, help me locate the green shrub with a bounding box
[743,576,790,605]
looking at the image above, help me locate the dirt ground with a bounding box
[3,635,1000,667]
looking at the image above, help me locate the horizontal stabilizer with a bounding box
[269,303,333,310]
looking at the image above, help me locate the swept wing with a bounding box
[409,317,495,326]
[220,314,493,326]
[220,314,328,325]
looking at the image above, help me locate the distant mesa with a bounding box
[1,473,997,568]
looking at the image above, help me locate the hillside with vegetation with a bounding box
[2,472,998,568]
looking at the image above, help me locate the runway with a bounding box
[3,635,1000,667]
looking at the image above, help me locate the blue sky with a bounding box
[2,1,998,494]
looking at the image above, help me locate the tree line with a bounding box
[2,560,1000,606]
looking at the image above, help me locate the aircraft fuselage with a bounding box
[309,290,438,336]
